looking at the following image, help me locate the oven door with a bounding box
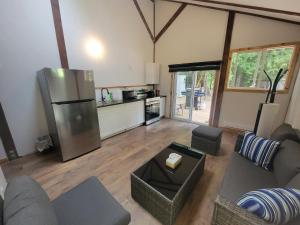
[145,101,160,125]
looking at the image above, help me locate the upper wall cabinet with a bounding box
[145,63,160,84]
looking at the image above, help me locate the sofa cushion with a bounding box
[286,173,300,189]
[4,176,58,225]
[52,176,130,225]
[273,140,300,186]
[0,196,3,225]
[220,153,278,202]
[239,132,280,171]
[237,188,300,225]
[271,123,299,143]
[192,125,222,141]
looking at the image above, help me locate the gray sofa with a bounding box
[1,176,130,225]
[212,124,300,225]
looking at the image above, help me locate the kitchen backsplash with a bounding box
[95,86,153,102]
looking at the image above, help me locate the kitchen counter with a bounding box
[96,98,144,108]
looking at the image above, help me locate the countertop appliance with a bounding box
[145,97,160,125]
[122,90,136,101]
[38,68,101,161]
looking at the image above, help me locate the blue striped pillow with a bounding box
[239,132,280,170]
[237,188,300,225]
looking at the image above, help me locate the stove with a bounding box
[145,97,160,125]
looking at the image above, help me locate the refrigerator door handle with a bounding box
[52,99,95,105]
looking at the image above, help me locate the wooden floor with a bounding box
[2,119,237,225]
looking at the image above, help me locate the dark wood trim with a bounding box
[133,0,154,42]
[192,0,300,17]
[0,103,19,160]
[153,0,156,62]
[50,0,69,68]
[160,0,300,26]
[154,3,187,43]
[208,70,220,126]
[213,11,235,127]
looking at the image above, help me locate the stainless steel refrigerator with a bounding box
[38,68,101,161]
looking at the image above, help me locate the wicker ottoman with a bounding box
[191,125,223,155]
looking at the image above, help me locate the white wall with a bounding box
[286,68,300,129]
[0,0,61,156]
[0,167,7,198]
[59,0,153,87]
[155,1,228,116]
[0,140,6,160]
[219,14,300,130]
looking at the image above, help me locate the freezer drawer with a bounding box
[43,68,96,103]
[53,100,101,161]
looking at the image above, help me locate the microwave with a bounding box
[122,90,136,101]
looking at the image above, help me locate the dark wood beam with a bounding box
[160,0,300,26]
[192,0,300,17]
[133,0,154,42]
[237,11,300,26]
[213,11,235,127]
[50,0,69,68]
[153,0,156,62]
[0,103,19,160]
[154,3,187,43]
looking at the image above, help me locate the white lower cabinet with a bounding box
[97,101,145,139]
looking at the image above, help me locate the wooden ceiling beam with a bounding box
[154,3,187,43]
[213,11,235,127]
[50,0,69,68]
[191,0,300,17]
[159,0,300,26]
[133,0,155,42]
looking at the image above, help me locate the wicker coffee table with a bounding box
[131,142,205,225]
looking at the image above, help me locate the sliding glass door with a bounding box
[172,70,217,124]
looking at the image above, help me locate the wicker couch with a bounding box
[212,125,300,225]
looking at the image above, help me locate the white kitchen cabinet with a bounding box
[97,101,145,139]
[145,63,160,84]
[160,97,166,118]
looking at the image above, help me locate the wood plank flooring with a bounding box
[2,119,237,225]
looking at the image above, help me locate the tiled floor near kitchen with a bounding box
[2,119,237,225]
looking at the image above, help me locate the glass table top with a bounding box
[133,143,204,200]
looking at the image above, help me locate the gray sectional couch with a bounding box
[1,176,130,225]
[212,124,300,225]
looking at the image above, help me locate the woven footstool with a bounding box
[191,125,223,155]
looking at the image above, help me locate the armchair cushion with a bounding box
[52,176,130,225]
[271,123,299,143]
[273,140,300,186]
[220,153,277,202]
[4,176,58,225]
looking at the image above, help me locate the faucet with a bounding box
[101,88,110,102]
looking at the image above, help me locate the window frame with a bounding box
[225,42,300,93]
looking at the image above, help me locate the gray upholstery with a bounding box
[270,123,299,143]
[286,216,300,225]
[191,125,223,155]
[192,125,222,141]
[4,176,58,225]
[286,173,300,189]
[0,196,3,225]
[234,134,244,152]
[52,176,130,225]
[219,153,278,202]
[273,140,300,186]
